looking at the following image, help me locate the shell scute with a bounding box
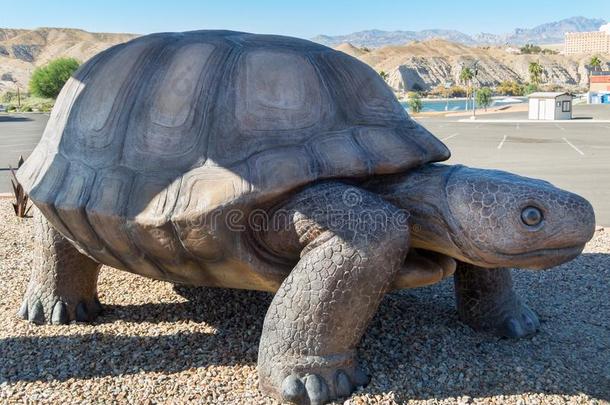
[236,50,323,132]
[310,131,369,178]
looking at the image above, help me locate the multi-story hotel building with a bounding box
[565,28,610,54]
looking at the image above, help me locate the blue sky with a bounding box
[2,0,609,38]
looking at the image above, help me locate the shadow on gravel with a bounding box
[0,288,271,385]
[100,286,273,326]
[0,116,32,122]
[1,256,608,402]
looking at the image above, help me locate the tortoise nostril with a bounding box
[521,206,543,226]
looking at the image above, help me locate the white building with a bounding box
[528,92,573,120]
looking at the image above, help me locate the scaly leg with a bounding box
[18,209,102,324]
[454,263,539,338]
[257,182,409,404]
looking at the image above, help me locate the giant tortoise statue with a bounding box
[17,31,595,404]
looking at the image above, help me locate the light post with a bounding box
[444,81,452,111]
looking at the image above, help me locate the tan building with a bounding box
[565,30,610,54]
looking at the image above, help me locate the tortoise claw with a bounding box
[500,305,540,338]
[280,365,369,405]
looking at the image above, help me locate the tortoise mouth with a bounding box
[492,244,586,269]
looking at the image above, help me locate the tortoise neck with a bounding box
[363,164,466,259]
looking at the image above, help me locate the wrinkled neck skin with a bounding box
[365,165,469,261]
[364,164,596,270]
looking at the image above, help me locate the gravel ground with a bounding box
[1,199,608,404]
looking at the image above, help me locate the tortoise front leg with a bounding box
[454,263,539,338]
[257,182,409,404]
[18,208,102,324]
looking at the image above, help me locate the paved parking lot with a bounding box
[1,107,610,225]
[416,107,610,225]
[0,114,48,194]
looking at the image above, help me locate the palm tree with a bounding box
[589,55,602,72]
[460,66,474,108]
[460,66,474,86]
[528,61,543,86]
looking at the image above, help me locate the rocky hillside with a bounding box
[344,39,610,92]
[313,17,606,48]
[1,27,608,97]
[0,28,136,93]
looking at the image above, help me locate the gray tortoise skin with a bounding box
[17,31,595,404]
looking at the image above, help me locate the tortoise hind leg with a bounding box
[18,209,102,324]
[454,263,539,338]
[257,182,409,404]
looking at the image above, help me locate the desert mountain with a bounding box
[347,38,610,91]
[312,17,606,48]
[0,27,136,93]
[1,26,609,97]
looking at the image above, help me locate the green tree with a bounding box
[496,81,524,96]
[459,66,474,86]
[476,87,493,110]
[459,66,474,106]
[29,57,80,99]
[528,61,543,86]
[447,85,467,97]
[524,83,539,95]
[407,91,423,113]
[520,44,542,54]
[379,70,389,81]
[589,55,602,72]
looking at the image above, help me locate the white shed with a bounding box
[528,92,573,120]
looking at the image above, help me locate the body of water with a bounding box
[402,97,527,113]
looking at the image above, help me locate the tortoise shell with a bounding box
[18,31,449,290]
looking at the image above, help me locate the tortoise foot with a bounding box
[495,301,540,338]
[278,361,369,405]
[18,293,103,325]
[19,209,102,325]
[454,266,541,338]
[459,294,540,338]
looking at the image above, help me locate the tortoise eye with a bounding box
[521,206,543,226]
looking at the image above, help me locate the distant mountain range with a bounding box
[1,21,608,97]
[312,16,607,47]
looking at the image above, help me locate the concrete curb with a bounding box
[0,112,50,115]
[457,119,610,124]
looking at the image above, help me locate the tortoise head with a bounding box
[440,165,595,269]
[370,164,595,270]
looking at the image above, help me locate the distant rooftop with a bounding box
[528,92,572,99]
[591,71,610,76]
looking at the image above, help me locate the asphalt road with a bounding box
[0,114,48,195]
[1,106,610,225]
[416,105,610,225]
